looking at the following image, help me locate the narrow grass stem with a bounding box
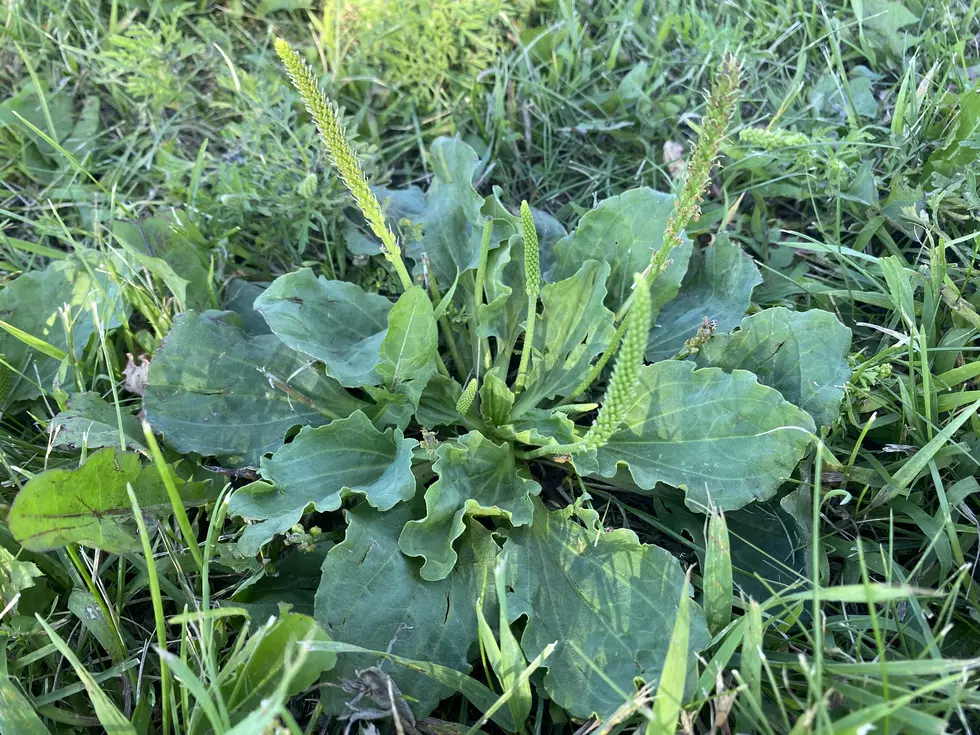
[128,485,171,735]
[141,420,204,574]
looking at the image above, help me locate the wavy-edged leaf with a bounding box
[8,448,213,553]
[254,268,391,388]
[405,137,485,287]
[504,499,709,720]
[549,188,692,310]
[378,286,438,387]
[647,235,762,361]
[514,260,614,413]
[229,410,417,555]
[50,392,144,452]
[315,502,499,717]
[399,431,540,581]
[698,307,852,427]
[143,311,364,465]
[589,361,815,511]
[0,257,125,405]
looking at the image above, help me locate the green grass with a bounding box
[1,0,980,732]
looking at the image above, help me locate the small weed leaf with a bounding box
[111,211,211,312]
[229,410,417,555]
[399,431,541,581]
[698,307,853,428]
[9,447,213,553]
[316,502,499,718]
[143,311,366,465]
[646,234,762,362]
[254,268,392,388]
[50,392,145,452]
[589,361,815,511]
[0,257,126,405]
[503,498,709,720]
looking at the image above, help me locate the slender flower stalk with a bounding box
[274,38,413,291]
[514,201,540,392]
[569,55,742,400]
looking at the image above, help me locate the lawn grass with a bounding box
[1,0,980,732]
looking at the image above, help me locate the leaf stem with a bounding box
[471,219,493,372]
[426,263,468,380]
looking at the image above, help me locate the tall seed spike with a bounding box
[274,38,413,290]
[514,201,541,392]
[585,273,652,449]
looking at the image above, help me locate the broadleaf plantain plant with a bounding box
[10,44,853,724]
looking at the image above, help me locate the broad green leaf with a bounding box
[143,310,364,465]
[590,361,815,511]
[504,499,709,720]
[549,188,692,312]
[316,502,499,717]
[220,611,336,724]
[513,260,614,413]
[377,286,438,387]
[8,448,213,553]
[493,408,578,448]
[399,431,541,581]
[0,546,43,611]
[308,641,518,731]
[50,392,145,452]
[406,137,485,287]
[253,268,391,388]
[646,235,762,362]
[112,211,211,311]
[698,307,853,427]
[0,257,125,405]
[229,410,417,555]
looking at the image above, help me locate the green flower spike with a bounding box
[274,38,413,291]
[514,201,540,392]
[456,378,478,415]
[584,273,652,449]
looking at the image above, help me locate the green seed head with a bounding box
[455,378,478,415]
[520,201,540,295]
[586,273,652,448]
[274,39,394,254]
